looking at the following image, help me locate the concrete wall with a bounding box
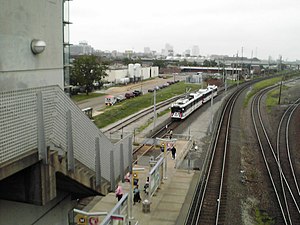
[0,191,76,225]
[0,0,64,91]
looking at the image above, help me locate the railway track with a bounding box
[277,97,300,225]
[251,86,300,224]
[103,95,184,135]
[185,83,249,225]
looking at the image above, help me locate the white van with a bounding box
[105,95,117,106]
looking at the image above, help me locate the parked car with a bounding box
[148,88,154,93]
[64,85,80,95]
[116,95,125,102]
[125,92,135,99]
[132,90,142,97]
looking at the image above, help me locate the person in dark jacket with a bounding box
[171,146,176,159]
[133,185,141,205]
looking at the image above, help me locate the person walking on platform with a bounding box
[171,146,176,159]
[124,172,130,183]
[115,183,124,201]
[133,185,141,205]
[169,129,173,139]
[144,177,149,194]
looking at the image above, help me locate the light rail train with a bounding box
[170,85,218,120]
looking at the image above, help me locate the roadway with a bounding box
[76,75,183,116]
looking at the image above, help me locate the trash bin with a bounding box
[142,199,151,213]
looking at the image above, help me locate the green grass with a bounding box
[265,89,280,110]
[265,86,289,112]
[94,82,200,128]
[255,208,275,225]
[243,76,282,107]
[71,93,105,102]
[243,71,300,107]
[135,108,171,133]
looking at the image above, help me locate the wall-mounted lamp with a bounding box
[31,39,46,54]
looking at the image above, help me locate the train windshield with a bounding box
[171,106,183,113]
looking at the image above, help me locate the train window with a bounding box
[171,106,182,113]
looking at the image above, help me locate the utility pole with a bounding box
[223,57,227,91]
[278,76,283,105]
[236,51,239,86]
[153,89,156,129]
[209,92,214,134]
[250,50,253,79]
[241,46,243,79]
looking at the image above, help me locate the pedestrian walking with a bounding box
[171,146,176,159]
[144,177,149,194]
[133,185,142,205]
[160,144,165,152]
[115,183,124,201]
[124,172,130,183]
[169,129,173,139]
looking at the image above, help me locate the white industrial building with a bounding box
[105,64,159,84]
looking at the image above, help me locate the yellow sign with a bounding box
[133,172,138,179]
[77,215,87,225]
[132,171,139,187]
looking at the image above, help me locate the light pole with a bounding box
[236,52,239,86]
[209,90,214,134]
[153,89,156,129]
[278,75,284,105]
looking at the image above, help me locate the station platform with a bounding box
[81,85,230,224]
[84,139,199,225]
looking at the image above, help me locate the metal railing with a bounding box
[0,85,131,188]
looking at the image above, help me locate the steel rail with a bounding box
[104,98,176,135]
[195,86,245,225]
[253,85,300,224]
[285,100,300,196]
[251,87,289,224]
[276,97,300,224]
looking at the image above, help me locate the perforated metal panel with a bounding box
[0,89,38,163]
[0,86,132,185]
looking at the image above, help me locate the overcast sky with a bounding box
[70,0,300,61]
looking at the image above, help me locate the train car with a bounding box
[199,84,218,104]
[170,91,203,119]
[170,85,218,120]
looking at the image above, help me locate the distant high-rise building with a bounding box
[144,47,151,54]
[164,43,174,56]
[184,49,191,56]
[70,41,94,55]
[191,45,200,56]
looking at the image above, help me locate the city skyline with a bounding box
[70,0,300,61]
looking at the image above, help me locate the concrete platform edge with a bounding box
[175,170,201,225]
